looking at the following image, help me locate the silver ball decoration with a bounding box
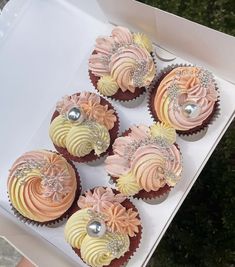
[67,107,83,123]
[86,219,106,238]
[182,102,201,119]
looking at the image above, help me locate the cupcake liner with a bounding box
[8,152,82,227]
[148,64,220,136]
[108,128,183,201]
[89,51,157,103]
[142,191,170,205]
[69,188,142,267]
[51,92,120,164]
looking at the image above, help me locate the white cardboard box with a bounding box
[0,1,234,266]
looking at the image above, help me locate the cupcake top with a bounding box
[65,187,141,267]
[89,26,156,97]
[105,123,182,197]
[49,92,118,159]
[7,150,77,222]
[153,66,219,132]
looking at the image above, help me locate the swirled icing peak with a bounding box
[77,187,125,213]
[77,187,140,237]
[105,123,183,196]
[8,150,77,222]
[154,66,219,131]
[89,26,156,96]
[49,92,117,158]
[65,187,141,267]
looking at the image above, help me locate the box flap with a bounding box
[97,0,235,84]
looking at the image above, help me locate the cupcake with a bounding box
[89,26,156,101]
[149,66,219,134]
[49,92,119,163]
[7,150,80,225]
[65,187,142,267]
[105,122,183,199]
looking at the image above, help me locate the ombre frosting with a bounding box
[64,187,141,267]
[154,66,219,131]
[7,150,77,222]
[105,123,182,196]
[89,26,156,96]
[49,92,117,158]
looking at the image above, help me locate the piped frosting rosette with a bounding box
[105,123,183,199]
[65,187,142,267]
[150,66,219,134]
[89,26,156,101]
[7,150,80,225]
[49,92,119,163]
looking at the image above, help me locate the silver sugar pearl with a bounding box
[67,107,83,122]
[181,102,201,119]
[86,219,106,238]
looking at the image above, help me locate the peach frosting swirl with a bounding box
[77,187,126,213]
[89,26,155,94]
[109,45,155,92]
[105,123,182,195]
[77,187,141,237]
[154,66,219,131]
[7,150,77,222]
[56,92,117,130]
[65,187,141,266]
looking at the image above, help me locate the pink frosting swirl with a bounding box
[131,145,165,191]
[109,45,155,92]
[56,92,117,130]
[89,26,155,93]
[8,150,77,222]
[77,187,125,213]
[154,67,219,131]
[105,125,182,193]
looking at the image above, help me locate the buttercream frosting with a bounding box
[64,187,141,267]
[105,123,183,196]
[49,92,117,158]
[154,66,219,131]
[8,150,77,222]
[89,26,156,96]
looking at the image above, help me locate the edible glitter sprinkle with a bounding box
[87,209,107,221]
[83,120,109,151]
[41,170,71,202]
[132,59,149,87]
[167,83,180,101]
[12,159,71,202]
[100,55,110,65]
[106,235,129,257]
[13,159,47,185]
[124,136,174,162]
[164,169,181,184]
[110,42,123,54]
[197,69,213,87]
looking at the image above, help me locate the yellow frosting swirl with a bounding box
[133,32,153,53]
[150,122,176,144]
[66,122,110,157]
[64,209,91,249]
[97,75,119,96]
[49,115,72,147]
[117,171,141,196]
[66,124,93,157]
[80,232,130,267]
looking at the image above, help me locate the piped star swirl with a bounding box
[65,187,141,267]
[7,150,77,222]
[105,122,182,196]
